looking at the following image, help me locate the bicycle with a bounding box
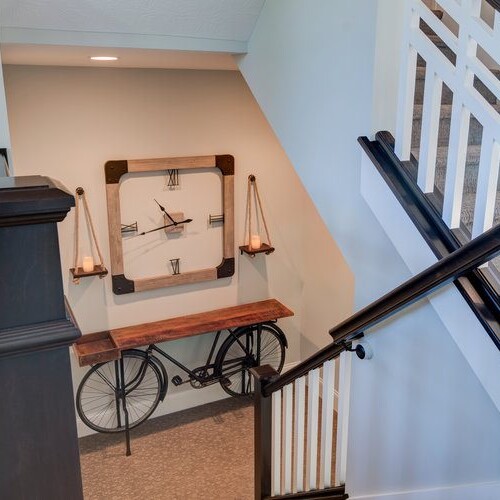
[76,321,287,454]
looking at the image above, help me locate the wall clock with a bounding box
[105,155,235,295]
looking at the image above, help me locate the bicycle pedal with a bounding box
[221,377,232,387]
[171,376,184,386]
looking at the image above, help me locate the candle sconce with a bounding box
[70,187,108,283]
[239,174,275,258]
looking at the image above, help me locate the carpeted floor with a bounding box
[79,397,254,500]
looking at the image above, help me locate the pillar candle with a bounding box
[82,256,94,273]
[250,234,262,250]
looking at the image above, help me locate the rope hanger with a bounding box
[242,175,274,256]
[72,187,107,283]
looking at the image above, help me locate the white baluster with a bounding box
[336,352,352,486]
[442,103,471,228]
[472,134,500,237]
[320,360,336,489]
[293,376,306,493]
[283,384,293,494]
[305,368,320,491]
[442,0,480,228]
[396,6,420,161]
[418,66,443,192]
[272,390,282,496]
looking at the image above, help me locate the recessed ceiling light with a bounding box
[90,56,118,61]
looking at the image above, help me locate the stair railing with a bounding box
[395,0,500,237]
[251,224,500,500]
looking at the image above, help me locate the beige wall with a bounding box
[4,65,353,432]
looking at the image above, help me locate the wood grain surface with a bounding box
[111,299,293,349]
[106,183,124,275]
[73,331,120,367]
[128,156,216,172]
[134,268,218,292]
[223,174,235,258]
[74,300,293,367]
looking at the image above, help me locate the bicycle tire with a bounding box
[76,349,164,433]
[215,323,286,397]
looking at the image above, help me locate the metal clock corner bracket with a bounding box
[215,155,234,176]
[112,274,135,295]
[217,258,235,279]
[105,160,129,184]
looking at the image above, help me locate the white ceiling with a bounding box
[0,0,264,43]
[0,0,262,68]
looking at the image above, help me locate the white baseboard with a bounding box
[76,360,300,438]
[349,481,500,500]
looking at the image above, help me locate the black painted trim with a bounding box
[215,155,235,176]
[265,486,347,499]
[105,160,129,184]
[264,343,348,396]
[217,257,235,278]
[362,131,500,347]
[0,317,80,357]
[112,274,135,295]
[0,176,74,227]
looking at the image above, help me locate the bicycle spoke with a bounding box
[94,368,117,392]
[216,326,285,397]
[77,351,163,433]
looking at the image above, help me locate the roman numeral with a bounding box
[167,169,179,187]
[170,258,180,275]
[121,222,138,234]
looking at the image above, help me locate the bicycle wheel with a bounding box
[76,350,164,433]
[215,324,286,397]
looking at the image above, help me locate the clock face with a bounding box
[120,168,223,279]
[105,155,235,295]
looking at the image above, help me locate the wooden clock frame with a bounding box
[105,154,235,295]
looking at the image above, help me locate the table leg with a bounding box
[119,357,132,456]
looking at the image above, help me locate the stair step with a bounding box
[417,34,456,67]
[410,143,500,232]
[414,71,499,105]
[419,9,444,35]
[427,34,451,49]
[412,145,482,195]
[412,104,491,147]
[266,486,347,500]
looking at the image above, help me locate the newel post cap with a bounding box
[0,175,75,227]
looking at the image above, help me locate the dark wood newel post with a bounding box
[0,176,83,499]
[250,365,279,500]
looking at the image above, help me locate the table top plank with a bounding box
[111,299,293,349]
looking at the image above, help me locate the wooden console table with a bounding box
[74,299,293,366]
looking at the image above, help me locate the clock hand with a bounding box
[139,218,193,236]
[154,198,176,224]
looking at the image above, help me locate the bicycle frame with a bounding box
[146,326,255,385]
[83,321,287,456]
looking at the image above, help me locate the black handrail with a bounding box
[263,224,500,396]
[486,0,500,12]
